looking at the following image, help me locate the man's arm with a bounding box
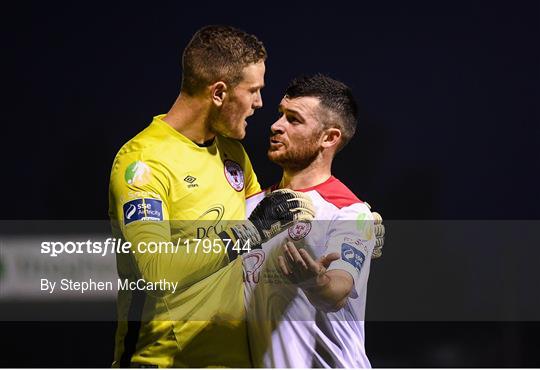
[120,189,315,293]
[277,201,384,311]
[365,202,384,259]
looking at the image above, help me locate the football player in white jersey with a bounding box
[243,74,379,368]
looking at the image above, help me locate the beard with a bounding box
[268,132,322,171]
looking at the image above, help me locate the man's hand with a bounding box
[221,189,315,258]
[277,241,339,288]
[248,189,315,242]
[365,202,385,259]
[277,241,353,312]
[372,211,385,259]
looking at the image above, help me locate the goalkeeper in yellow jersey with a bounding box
[109,25,385,368]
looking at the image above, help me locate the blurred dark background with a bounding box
[2,1,539,367]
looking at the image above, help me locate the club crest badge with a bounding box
[288,221,312,240]
[224,159,244,191]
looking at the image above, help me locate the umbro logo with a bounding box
[184,175,196,183]
[184,175,199,188]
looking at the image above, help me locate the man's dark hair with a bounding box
[285,74,359,151]
[181,25,267,95]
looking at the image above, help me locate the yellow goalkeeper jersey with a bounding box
[109,114,260,367]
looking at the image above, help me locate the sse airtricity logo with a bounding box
[341,243,366,272]
[125,204,137,220]
[123,198,163,225]
[124,161,151,186]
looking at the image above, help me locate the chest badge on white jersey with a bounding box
[288,221,312,240]
[224,159,244,191]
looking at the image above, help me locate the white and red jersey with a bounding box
[243,176,375,368]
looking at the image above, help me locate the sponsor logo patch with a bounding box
[194,205,225,239]
[224,160,244,191]
[123,198,163,225]
[288,221,312,240]
[341,243,366,272]
[125,161,151,186]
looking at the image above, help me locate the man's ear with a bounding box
[210,81,227,107]
[321,127,342,149]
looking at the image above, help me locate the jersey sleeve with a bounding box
[109,150,180,295]
[324,203,376,297]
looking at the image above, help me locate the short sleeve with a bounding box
[325,203,375,297]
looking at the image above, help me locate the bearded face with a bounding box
[267,96,326,171]
[268,125,323,171]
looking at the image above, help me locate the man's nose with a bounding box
[270,116,285,134]
[253,91,263,109]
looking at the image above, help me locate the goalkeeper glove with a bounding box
[364,202,385,259]
[220,189,315,260]
[371,211,385,258]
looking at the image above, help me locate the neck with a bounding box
[162,93,215,144]
[280,156,332,190]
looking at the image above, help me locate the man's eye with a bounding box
[287,115,299,123]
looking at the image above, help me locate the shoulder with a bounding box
[116,125,180,160]
[112,118,196,174]
[111,145,171,179]
[110,134,176,186]
[301,176,363,209]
